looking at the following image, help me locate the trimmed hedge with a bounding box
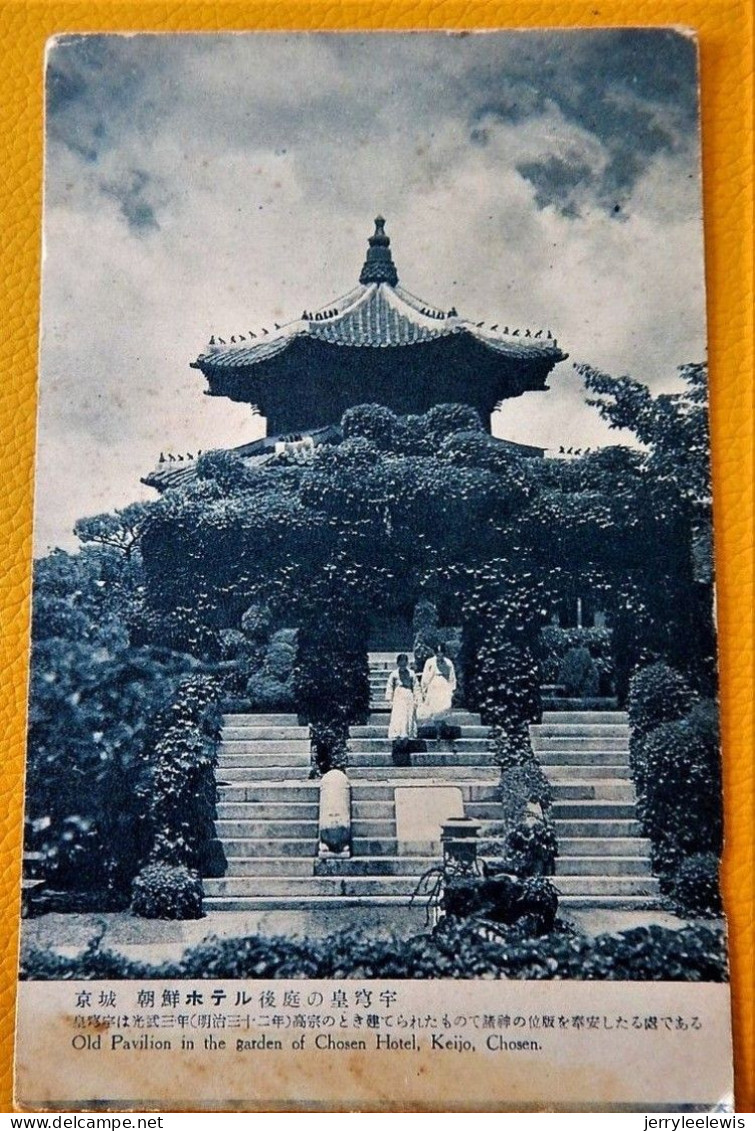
[671,852,723,918]
[21,920,728,981]
[131,863,203,920]
[540,626,613,691]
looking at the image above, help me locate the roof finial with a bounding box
[359,215,399,286]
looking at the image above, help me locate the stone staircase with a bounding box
[531,710,659,908]
[204,656,658,911]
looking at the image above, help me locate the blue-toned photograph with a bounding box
[21,30,726,985]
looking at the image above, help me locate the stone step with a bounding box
[222,856,439,878]
[203,896,417,911]
[557,895,662,908]
[367,711,481,725]
[546,781,637,801]
[552,876,660,896]
[541,711,628,725]
[215,818,318,838]
[216,767,313,782]
[554,856,652,876]
[222,714,300,727]
[315,857,438,876]
[217,802,318,820]
[219,739,311,754]
[348,753,497,768]
[222,857,316,877]
[351,819,396,838]
[218,784,319,803]
[217,753,311,769]
[554,819,642,837]
[349,782,500,802]
[465,802,506,819]
[220,838,318,857]
[551,800,636,819]
[350,725,490,739]
[204,876,422,897]
[547,770,634,788]
[541,699,619,712]
[536,751,630,767]
[533,724,630,738]
[352,801,395,819]
[348,767,499,781]
[349,738,493,753]
[559,836,651,856]
[353,838,398,856]
[221,726,310,741]
[531,736,628,752]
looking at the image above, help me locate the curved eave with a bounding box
[193,326,567,376]
[192,282,566,373]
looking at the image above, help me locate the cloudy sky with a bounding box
[36,30,706,553]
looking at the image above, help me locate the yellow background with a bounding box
[0,0,752,1113]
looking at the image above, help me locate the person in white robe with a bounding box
[419,642,457,723]
[385,654,419,741]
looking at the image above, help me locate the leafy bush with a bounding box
[557,646,599,697]
[628,664,721,876]
[218,628,248,661]
[144,676,222,884]
[25,638,201,898]
[628,661,698,800]
[497,761,552,813]
[671,853,723,917]
[504,820,558,877]
[240,603,273,642]
[245,672,295,712]
[540,626,613,688]
[20,920,728,982]
[341,404,399,449]
[422,403,484,444]
[131,863,203,920]
[294,615,369,732]
[642,700,722,874]
[471,639,541,730]
[264,629,297,681]
[412,599,439,671]
[195,449,254,492]
[628,661,697,740]
[310,720,349,775]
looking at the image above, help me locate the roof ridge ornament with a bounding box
[359,215,399,287]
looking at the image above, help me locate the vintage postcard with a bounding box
[15,29,734,1110]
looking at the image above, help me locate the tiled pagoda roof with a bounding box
[193,218,566,374]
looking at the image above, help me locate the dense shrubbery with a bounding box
[25,633,200,900]
[477,738,557,878]
[540,626,614,692]
[639,701,722,873]
[412,599,439,672]
[671,853,722,918]
[627,662,722,885]
[140,676,222,879]
[293,607,368,774]
[131,863,203,920]
[21,920,728,981]
[557,646,599,698]
[628,660,697,741]
[309,720,349,775]
[443,874,558,933]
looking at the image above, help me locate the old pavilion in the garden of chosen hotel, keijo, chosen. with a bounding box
[141,218,659,913]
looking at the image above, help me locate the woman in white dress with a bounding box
[419,642,457,724]
[385,653,418,741]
